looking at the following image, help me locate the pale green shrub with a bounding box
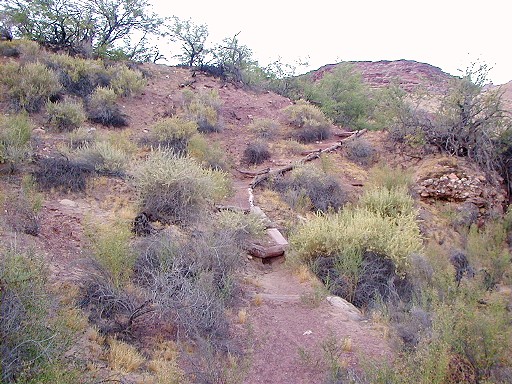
[290,207,423,273]
[0,113,32,170]
[132,150,232,225]
[183,89,222,133]
[282,100,331,142]
[359,186,415,218]
[87,87,128,127]
[150,116,198,154]
[111,66,146,97]
[0,61,62,112]
[46,99,86,132]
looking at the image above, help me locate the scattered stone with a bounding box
[326,296,363,321]
[59,199,78,208]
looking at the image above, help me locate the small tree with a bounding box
[167,16,209,67]
[212,32,255,84]
[1,0,162,58]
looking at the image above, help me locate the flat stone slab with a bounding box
[267,228,289,247]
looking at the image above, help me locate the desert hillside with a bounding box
[1,39,512,384]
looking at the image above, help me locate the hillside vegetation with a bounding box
[1,8,512,383]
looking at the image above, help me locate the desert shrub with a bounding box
[74,140,129,175]
[0,113,32,171]
[149,116,198,155]
[272,164,347,212]
[344,137,376,166]
[242,141,271,165]
[290,207,423,274]
[46,99,86,132]
[79,270,152,337]
[46,54,111,98]
[33,157,94,192]
[183,89,222,133]
[0,249,56,382]
[248,117,279,139]
[0,61,62,112]
[186,133,228,170]
[466,221,511,289]
[110,65,146,97]
[359,186,415,218]
[215,210,266,247]
[3,187,41,236]
[368,163,413,190]
[282,100,331,143]
[134,226,245,344]
[86,220,136,288]
[0,40,21,57]
[68,126,96,149]
[86,87,128,127]
[132,150,231,225]
[452,202,479,231]
[302,64,376,129]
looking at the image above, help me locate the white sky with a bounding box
[148,0,511,84]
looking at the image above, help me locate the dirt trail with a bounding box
[241,263,391,383]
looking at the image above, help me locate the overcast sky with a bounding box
[148,0,510,85]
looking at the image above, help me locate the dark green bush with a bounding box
[33,157,94,192]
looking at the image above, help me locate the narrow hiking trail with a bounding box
[240,263,392,384]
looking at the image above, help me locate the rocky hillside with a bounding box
[1,42,511,384]
[311,59,454,93]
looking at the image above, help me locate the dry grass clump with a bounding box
[107,337,145,373]
[344,137,376,166]
[132,150,231,225]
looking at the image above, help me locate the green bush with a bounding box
[110,65,146,97]
[0,39,41,59]
[46,99,86,132]
[0,113,32,170]
[368,163,413,190]
[86,87,128,127]
[303,64,376,129]
[149,116,198,154]
[183,89,222,133]
[186,133,228,170]
[282,100,331,143]
[46,54,111,98]
[0,249,56,382]
[359,186,415,218]
[87,220,136,288]
[67,126,96,149]
[466,221,512,289]
[290,207,423,273]
[132,150,231,225]
[0,61,62,112]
